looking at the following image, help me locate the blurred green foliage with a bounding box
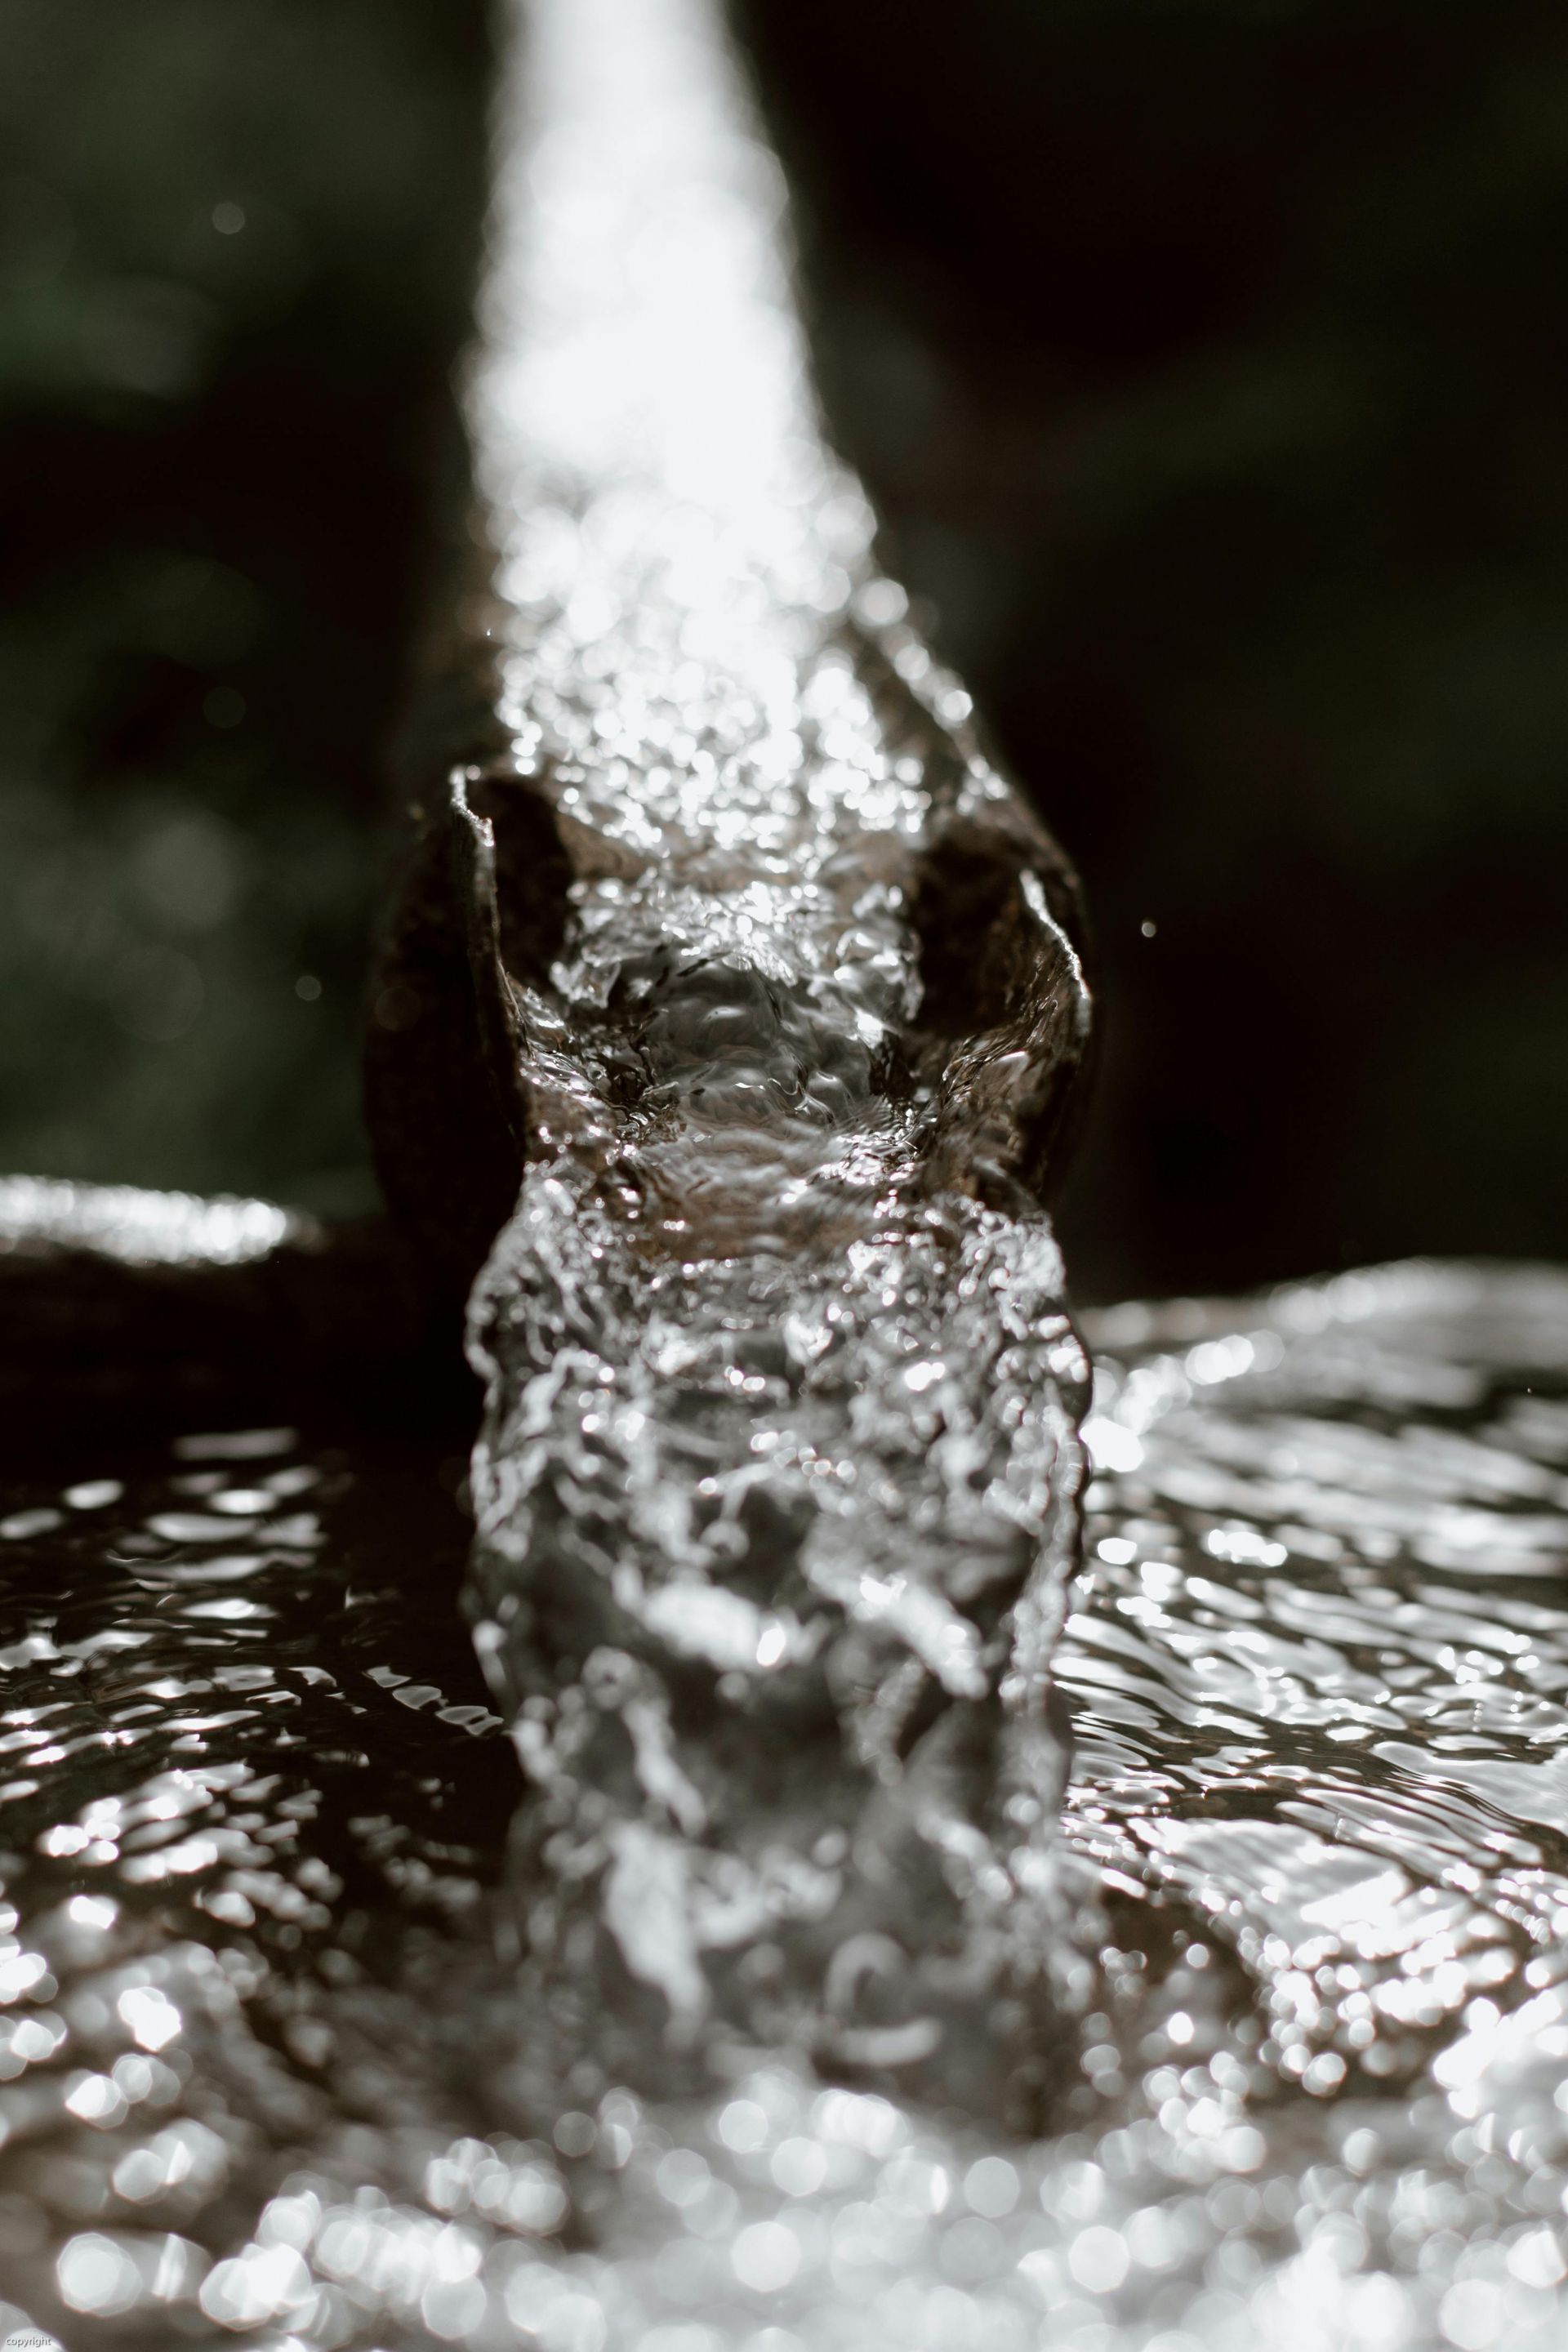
[0,0,488,1213]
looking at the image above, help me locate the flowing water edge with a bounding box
[0,1226,1566,2350]
[368,0,1092,2147]
[4,0,1567,2345]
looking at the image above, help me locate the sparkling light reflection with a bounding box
[1,1264,1567,2342]
[460,0,1091,2116]
[0,1175,301,1267]
[2,0,1568,2336]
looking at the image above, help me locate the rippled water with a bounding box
[6,1,1567,2344]
[1,1247,1566,2348]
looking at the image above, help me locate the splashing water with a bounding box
[2,0,1568,2345]
[1,1237,1567,2346]
[381,0,1094,2116]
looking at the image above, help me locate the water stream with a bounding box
[0,1245,1566,2348]
[2,2,1566,2345]
[394,0,1092,2123]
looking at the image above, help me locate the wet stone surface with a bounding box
[0,1258,1566,2347]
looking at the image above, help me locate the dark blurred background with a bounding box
[2,0,1565,1298]
[0,0,488,1218]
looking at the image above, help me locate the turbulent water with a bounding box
[373,0,1094,2120]
[4,3,1568,2347]
[1,1241,1566,2348]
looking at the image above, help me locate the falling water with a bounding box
[447,0,1091,2116]
[2,1,1567,2346]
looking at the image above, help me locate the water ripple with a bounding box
[0,1258,1561,2350]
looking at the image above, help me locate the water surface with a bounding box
[1,1254,1565,2349]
